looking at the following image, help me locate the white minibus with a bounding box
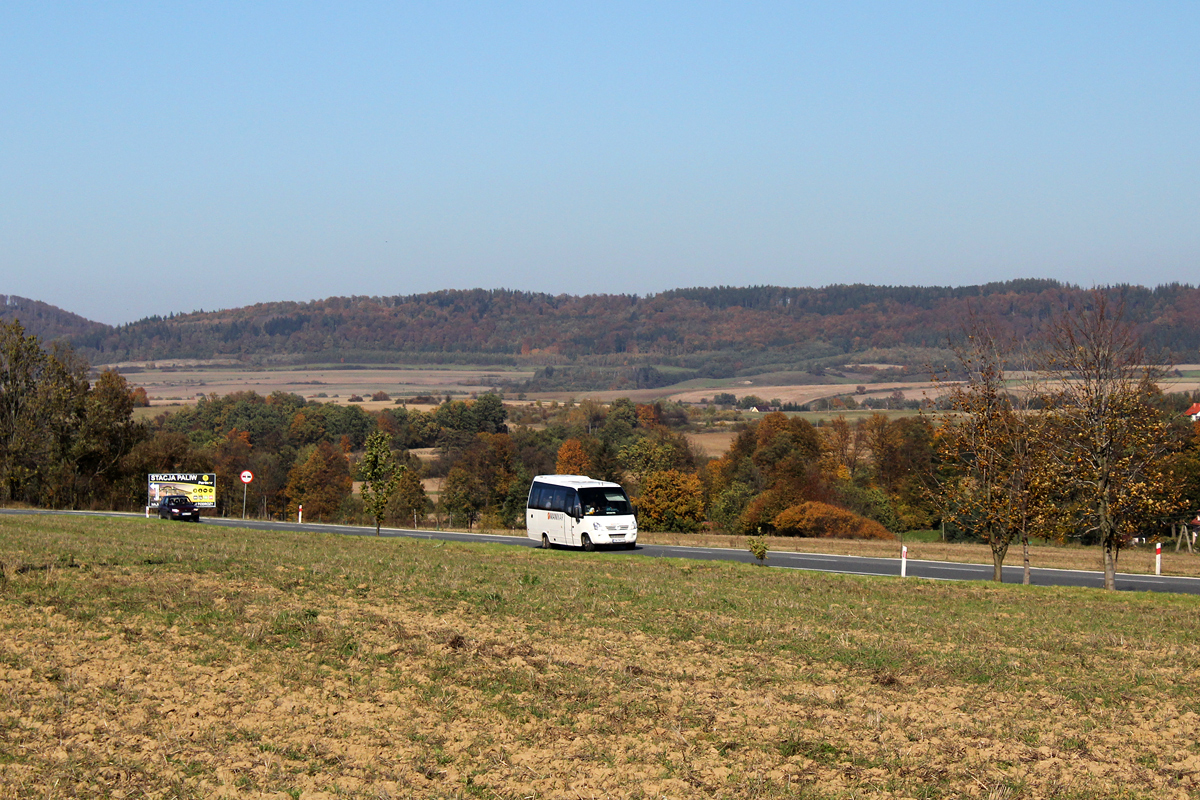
[526,475,637,550]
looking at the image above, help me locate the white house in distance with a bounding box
[1186,403,1200,422]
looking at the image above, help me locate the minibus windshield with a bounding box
[578,487,632,516]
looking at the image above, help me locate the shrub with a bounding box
[738,488,791,535]
[371,391,391,401]
[748,535,768,563]
[773,501,893,540]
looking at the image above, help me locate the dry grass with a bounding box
[4,515,1200,798]
[684,429,739,458]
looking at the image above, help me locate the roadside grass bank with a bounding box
[3,515,1200,798]
[431,520,1199,578]
[634,530,1200,578]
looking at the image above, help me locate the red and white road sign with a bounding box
[240,470,254,484]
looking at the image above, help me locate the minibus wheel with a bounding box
[541,533,551,549]
[581,534,595,552]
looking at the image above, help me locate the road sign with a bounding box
[240,470,254,484]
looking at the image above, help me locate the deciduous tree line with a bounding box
[5,293,1200,593]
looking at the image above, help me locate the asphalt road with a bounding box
[6,508,1200,595]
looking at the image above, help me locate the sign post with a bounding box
[240,470,254,519]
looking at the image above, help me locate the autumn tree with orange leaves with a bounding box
[555,438,592,475]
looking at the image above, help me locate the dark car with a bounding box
[158,495,200,522]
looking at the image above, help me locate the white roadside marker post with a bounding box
[1156,542,1162,576]
[901,545,908,578]
[299,504,303,524]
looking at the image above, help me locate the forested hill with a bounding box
[7,281,1200,375]
[0,295,110,344]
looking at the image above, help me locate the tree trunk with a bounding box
[991,541,1009,582]
[1022,534,1031,586]
[1103,539,1117,591]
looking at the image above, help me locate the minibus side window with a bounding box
[528,483,547,510]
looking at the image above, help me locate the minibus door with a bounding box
[566,490,583,547]
[546,486,570,545]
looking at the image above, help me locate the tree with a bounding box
[821,415,863,476]
[637,469,705,532]
[285,441,352,521]
[1037,292,1181,590]
[617,436,678,490]
[0,321,91,506]
[212,428,253,517]
[390,467,429,527]
[441,466,484,529]
[556,438,592,475]
[936,325,1041,582]
[469,393,508,434]
[359,431,402,535]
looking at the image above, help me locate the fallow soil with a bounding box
[4,516,1200,799]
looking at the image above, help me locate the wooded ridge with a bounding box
[4,281,1197,378]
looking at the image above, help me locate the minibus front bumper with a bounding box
[586,521,637,545]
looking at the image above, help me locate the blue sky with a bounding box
[2,2,1197,325]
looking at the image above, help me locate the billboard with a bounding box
[147,473,217,508]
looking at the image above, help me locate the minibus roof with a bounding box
[531,475,624,491]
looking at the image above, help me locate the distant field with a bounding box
[4,515,1200,798]
[665,380,954,407]
[121,362,1199,427]
[120,363,961,413]
[121,365,534,408]
[684,429,739,457]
